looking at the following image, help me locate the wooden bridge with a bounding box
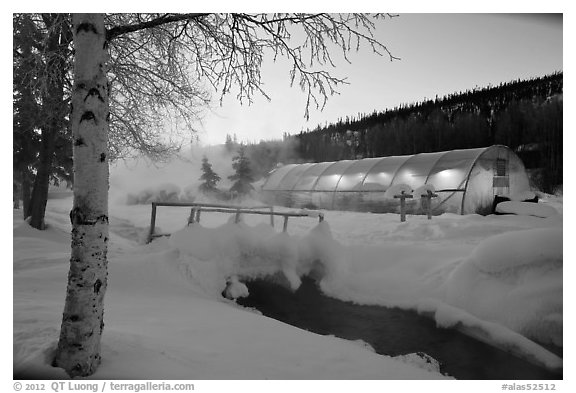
[147,201,324,243]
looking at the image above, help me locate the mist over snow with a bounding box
[109,144,240,206]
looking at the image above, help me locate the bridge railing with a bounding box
[147,201,324,243]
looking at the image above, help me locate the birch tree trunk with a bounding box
[54,13,110,377]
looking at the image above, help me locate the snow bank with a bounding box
[169,220,345,298]
[443,228,562,347]
[496,201,559,218]
[13,190,564,379]
[13,209,447,380]
[417,300,562,372]
[167,214,562,371]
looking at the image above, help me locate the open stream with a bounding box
[237,277,562,380]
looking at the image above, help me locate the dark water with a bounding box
[237,276,562,380]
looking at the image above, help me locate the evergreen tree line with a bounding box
[13,15,74,228]
[223,133,301,181]
[293,72,563,193]
[13,14,209,229]
[199,145,255,200]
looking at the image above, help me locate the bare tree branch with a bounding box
[106,13,210,40]
[106,13,398,120]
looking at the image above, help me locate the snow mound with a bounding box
[496,201,558,218]
[413,184,436,197]
[470,228,561,274]
[223,275,249,299]
[384,184,413,199]
[444,228,562,347]
[417,299,562,372]
[170,220,345,298]
[509,190,537,201]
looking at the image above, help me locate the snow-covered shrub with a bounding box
[126,183,182,205]
[154,183,181,203]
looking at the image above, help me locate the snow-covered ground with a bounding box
[13,200,449,380]
[13,192,563,381]
[12,155,565,383]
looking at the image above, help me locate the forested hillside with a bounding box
[291,72,563,193]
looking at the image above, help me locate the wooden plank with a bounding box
[151,201,271,209]
[194,207,315,218]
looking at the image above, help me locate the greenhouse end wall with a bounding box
[260,145,531,215]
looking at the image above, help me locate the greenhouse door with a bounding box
[492,158,510,197]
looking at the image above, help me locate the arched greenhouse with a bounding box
[260,145,531,215]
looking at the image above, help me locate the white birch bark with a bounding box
[54,13,110,377]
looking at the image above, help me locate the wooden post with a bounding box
[420,190,438,220]
[394,191,413,222]
[269,206,275,227]
[148,202,157,243]
[188,207,196,225]
[283,216,289,232]
[235,209,241,224]
[195,208,202,223]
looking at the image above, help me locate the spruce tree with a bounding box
[228,145,254,197]
[224,134,234,152]
[198,156,221,194]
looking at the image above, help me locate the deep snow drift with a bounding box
[13,169,563,379]
[168,210,563,371]
[13,206,448,380]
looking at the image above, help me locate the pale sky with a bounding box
[195,13,563,146]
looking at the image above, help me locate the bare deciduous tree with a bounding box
[53,14,109,376]
[53,12,396,376]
